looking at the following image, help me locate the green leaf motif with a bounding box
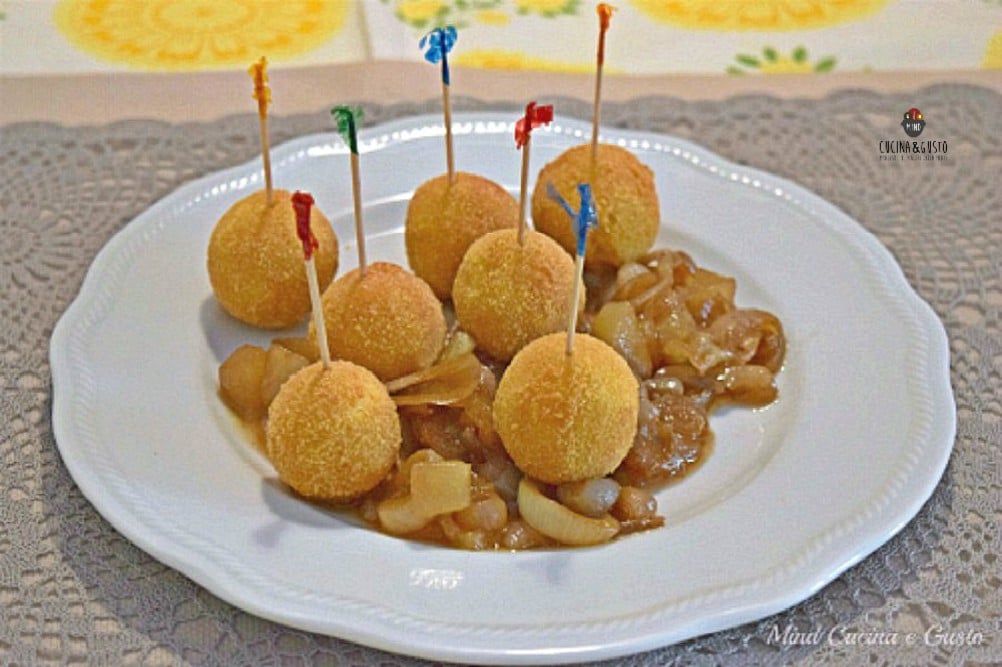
[814,57,836,72]
[763,47,778,62]
[736,54,760,67]
[792,46,808,63]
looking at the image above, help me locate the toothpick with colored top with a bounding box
[248,56,274,205]
[514,102,554,245]
[420,26,458,184]
[591,4,615,169]
[291,191,332,369]
[547,183,598,355]
[331,105,368,276]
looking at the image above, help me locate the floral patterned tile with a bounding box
[0,0,366,73]
[0,0,999,74]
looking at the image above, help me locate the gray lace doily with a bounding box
[2,84,999,665]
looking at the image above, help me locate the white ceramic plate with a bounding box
[50,113,955,664]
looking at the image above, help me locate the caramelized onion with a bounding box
[455,365,500,446]
[517,478,619,546]
[376,459,472,535]
[709,309,785,371]
[687,332,733,374]
[611,486,664,533]
[377,496,433,535]
[500,519,549,550]
[643,374,684,396]
[439,329,476,362]
[556,478,621,518]
[628,276,673,309]
[618,390,710,487]
[454,492,508,532]
[591,301,653,378]
[387,352,482,406]
[614,262,661,302]
[716,365,777,406]
[409,460,472,516]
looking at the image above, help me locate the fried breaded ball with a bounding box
[452,228,583,362]
[207,189,339,329]
[531,144,659,269]
[317,262,446,381]
[493,333,639,485]
[266,361,401,501]
[405,172,519,300]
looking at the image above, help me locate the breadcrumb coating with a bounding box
[405,172,519,300]
[207,189,338,329]
[493,333,639,484]
[266,361,401,501]
[318,262,446,381]
[453,229,582,361]
[531,144,659,268]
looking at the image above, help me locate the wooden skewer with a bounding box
[566,252,585,355]
[349,151,367,275]
[331,106,368,275]
[518,137,531,245]
[292,191,331,369]
[306,256,332,369]
[590,64,603,169]
[259,116,273,205]
[249,57,274,205]
[591,4,615,171]
[546,181,595,356]
[443,81,456,185]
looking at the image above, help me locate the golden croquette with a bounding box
[531,144,659,269]
[266,361,401,501]
[452,228,583,362]
[405,172,519,300]
[207,189,338,329]
[318,262,446,381]
[493,333,639,485]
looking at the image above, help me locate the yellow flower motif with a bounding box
[984,31,1002,69]
[455,49,593,72]
[397,0,446,25]
[476,9,511,25]
[757,56,813,74]
[630,0,889,31]
[54,0,345,71]
[514,0,580,18]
